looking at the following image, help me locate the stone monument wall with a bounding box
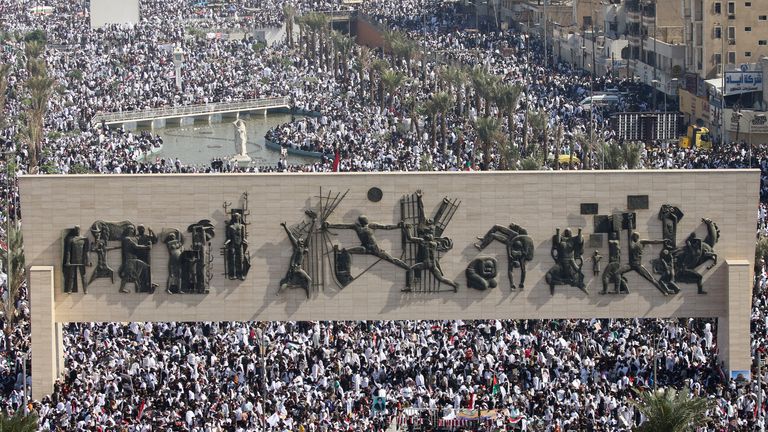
[20,171,759,396]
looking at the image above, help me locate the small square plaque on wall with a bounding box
[580,203,599,215]
[627,195,649,210]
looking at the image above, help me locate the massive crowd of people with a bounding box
[0,0,767,430]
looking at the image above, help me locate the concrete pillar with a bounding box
[151,118,166,130]
[30,266,60,400]
[718,260,752,375]
[122,121,138,131]
[208,114,223,124]
[179,117,195,127]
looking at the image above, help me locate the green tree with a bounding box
[23,29,46,43]
[0,64,10,129]
[332,32,355,82]
[0,219,25,337]
[475,116,503,168]
[24,40,45,74]
[431,92,453,153]
[470,67,498,117]
[371,59,389,107]
[423,99,439,149]
[597,139,623,170]
[380,69,405,110]
[630,388,713,432]
[282,5,297,47]
[24,74,55,171]
[755,236,768,272]
[302,13,329,65]
[527,110,548,166]
[553,124,564,170]
[442,66,467,116]
[355,45,373,101]
[520,156,540,171]
[623,141,643,169]
[494,84,522,147]
[0,408,38,431]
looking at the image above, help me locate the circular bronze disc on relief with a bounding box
[367,187,383,202]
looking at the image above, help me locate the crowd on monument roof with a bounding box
[0,0,768,430]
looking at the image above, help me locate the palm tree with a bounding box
[623,141,643,169]
[332,32,355,82]
[527,110,548,166]
[475,116,503,169]
[630,388,713,432]
[380,69,405,110]
[470,67,498,116]
[282,5,297,47]
[303,13,329,66]
[0,64,10,129]
[383,30,406,65]
[442,66,467,116]
[423,99,439,149]
[571,132,588,170]
[371,59,389,106]
[520,156,540,171]
[598,139,624,169]
[0,409,38,431]
[0,220,24,337]
[398,40,419,77]
[756,236,768,272]
[494,84,522,145]
[24,74,55,171]
[24,39,44,71]
[470,67,487,115]
[554,124,564,170]
[356,46,373,100]
[431,92,453,153]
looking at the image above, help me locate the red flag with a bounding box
[467,393,475,410]
[332,148,340,172]
[137,399,146,420]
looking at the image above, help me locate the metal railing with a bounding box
[91,96,290,125]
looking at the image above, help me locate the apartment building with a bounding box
[687,0,768,79]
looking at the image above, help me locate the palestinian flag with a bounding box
[492,376,500,395]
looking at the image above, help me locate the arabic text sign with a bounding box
[725,72,763,96]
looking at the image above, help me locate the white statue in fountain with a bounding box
[231,119,251,166]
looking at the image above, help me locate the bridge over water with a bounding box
[91,96,291,130]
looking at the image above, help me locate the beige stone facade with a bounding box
[20,171,758,398]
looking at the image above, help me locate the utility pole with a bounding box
[523,13,531,157]
[720,19,727,145]
[22,353,27,409]
[652,0,657,111]
[758,349,764,432]
[4,149,20,406]
[591,17,596,79]
[543,0,548,68]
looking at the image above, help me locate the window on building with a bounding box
[760,15,767,20]
[714,26,722,38]
[745,1,751,6]
[714,1,722,13]
[728,26,735,39]
[745,51,752,57]
[728,51,736,63]
[728,1,735,13]
[760,40,768,45]
[745,26,752,31]
[714,52,722,65]
[583,15,592,29]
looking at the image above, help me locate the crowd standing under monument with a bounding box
[0,0,768,430]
